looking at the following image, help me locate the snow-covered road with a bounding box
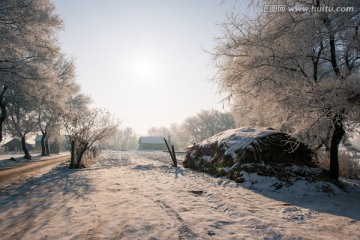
[0,150,359,239]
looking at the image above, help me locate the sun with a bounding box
[131,58,159,85]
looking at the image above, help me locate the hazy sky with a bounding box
[52,0,247,135]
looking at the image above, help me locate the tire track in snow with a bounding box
[124,152,199,239]
[96,151,198,239]
[144,194,198,240]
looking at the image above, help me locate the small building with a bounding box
[138,136,167,151]
[2,138,32,152]
[34,135,42,151]
[34,135,69,153]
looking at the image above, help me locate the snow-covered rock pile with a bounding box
[183,128,328,186]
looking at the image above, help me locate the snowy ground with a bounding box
[0,150,359,239]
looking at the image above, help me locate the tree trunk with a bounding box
[21,136,32,160]
[45,136,50,155]
[0,86,8,143]
[76,142,89,168]
[70,140,76,168]
[329,33,340,77]
[41,132,47,156]
[329,113,345,180]
[0,114,5,143]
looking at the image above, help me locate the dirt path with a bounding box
[0,155,69,184]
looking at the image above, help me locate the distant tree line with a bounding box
[147,109,236,150]
[100,127,138,150]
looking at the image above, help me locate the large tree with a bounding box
[0,0,62,142]
[34,56,78,156]
[6,96,37,159]
[214,0,360,179]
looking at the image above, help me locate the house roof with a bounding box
[139,136,166,144]
[2,138,21,147]
[2,138,32,147]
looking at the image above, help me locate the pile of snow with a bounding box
[183,127,328,189]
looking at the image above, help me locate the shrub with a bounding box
[79,146,102,168]
[317,150,360,180]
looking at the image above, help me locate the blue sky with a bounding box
[52,0,247,135]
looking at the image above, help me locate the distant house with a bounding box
[138,136,167,151]
[34,135,42,150]
[34,135,69,153]
[2,138,32,152]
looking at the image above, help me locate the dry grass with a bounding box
[80,147,102,168]
[317,151,360,180]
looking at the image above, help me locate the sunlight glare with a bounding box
[131,58,159,85]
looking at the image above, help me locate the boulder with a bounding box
[183,127,321,183]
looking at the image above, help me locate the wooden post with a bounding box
[164,138,177,167]
[171,145,177,167]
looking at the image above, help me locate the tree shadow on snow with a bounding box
[132,164,185,179]
[0,163,95,239]
[241,179,360,221]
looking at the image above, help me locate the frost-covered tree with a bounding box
[148,123,182,149]
[146,111,235,151]
[179,109,236,146]
[106,127,137,150]
[0,0,62,142]
[148,126,171,138]
[6,98,37,159]
[4,58,75,159]
[213,0,360,179]
[62,108,119,168]
[34,56,78,156]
